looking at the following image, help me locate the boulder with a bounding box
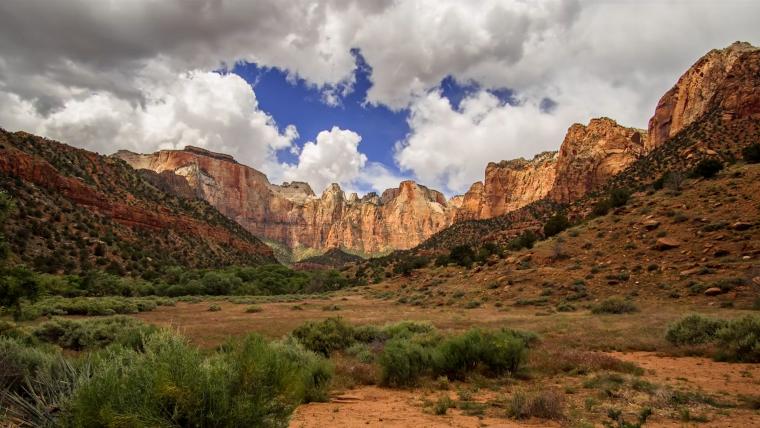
[643,220,660,230]
[732,221,753,231]
[704,287,722,296]
[654,238,681,250]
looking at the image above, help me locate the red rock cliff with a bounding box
[648,41,760,151]
[115,149,457,255]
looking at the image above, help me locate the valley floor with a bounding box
[131,293,760,427]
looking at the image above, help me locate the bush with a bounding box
[378,328,528,386]
[0,336,61,395]
[608,188,631,208]
[379,338,433,387]
[665,314,760,362]
[448,245,476,268]
[433,395,454,415]
[433,329,526,379]
[63,331,332,427]
[666,314,725,346]
[591,298,638,314]
[692,158,723,178]
[543,214,570,238]
[208,304,221,312]
[508,231,537,251]
[742,143,760,163]
[508,389,564,420]
[715,315,760,362]
[32,316,157,351]
[245,305,263,313]
[291,318,356,356]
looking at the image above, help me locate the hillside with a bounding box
[390,41,760,257]
[0,130,277,275]
[363,161,760,309]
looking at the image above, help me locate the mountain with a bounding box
[0,131,276,275]
[648,41,760,151]
[405,41,760,254]
[456,118,647,221]
[115,149,457,256]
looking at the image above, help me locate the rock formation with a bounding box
[115,149,457,255]
[457,118,646,220]
[455,152,558,221]
[548,118,646,203]
[648,41,760,151]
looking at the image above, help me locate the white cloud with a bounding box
[1,0,758,198]
[282,126,367,194]
[3,71,297,174]
[281,127,409,196]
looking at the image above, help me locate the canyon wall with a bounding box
[115,149,456,254]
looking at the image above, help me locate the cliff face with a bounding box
[648,41,760,151]
[457,118,646,220]
[115,149,457,255]
[456,152,558,221]
[548,117,646,203]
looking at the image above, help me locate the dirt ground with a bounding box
[289,386,558,428]
[132,294,760,427]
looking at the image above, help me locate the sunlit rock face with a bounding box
[116,149,458,254]
[648,41,760,152]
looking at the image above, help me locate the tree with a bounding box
[543,214,570,237]
[692,158,723,179]
[0,192,40,320]
[742,143,760,163]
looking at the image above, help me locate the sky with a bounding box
[0,1,758,197]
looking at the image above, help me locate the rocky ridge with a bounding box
[115,149,457,255]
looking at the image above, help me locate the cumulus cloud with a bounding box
[282,127,367,194]
[2,70,297,174]
[1,0,758,196]
[280,127,409,196]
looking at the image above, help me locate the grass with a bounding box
[1,329,333,427]
[508,389,564,420]
[591,298,639,314]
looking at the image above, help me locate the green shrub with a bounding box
[32,316,157,351]
[508,231,537,251]
[666,314,725,346]
[448,245,476,268]
[715,315,760,363]
[63,331,332,427]
[433,395,454,415]
[433,329,526,379]
[0,336,61,394]
[743,143,760,163]
[543,214,570,238]
[292,317,356,356]
[379,338,433,387]
[508,389,564,420]
[591,298,638,314]
[245,305,263,313]
[608,188,631,208]
[208,304,221,312]
[692,158,723,178]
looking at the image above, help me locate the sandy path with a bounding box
[611,351,760,396]
[289,386,558,428]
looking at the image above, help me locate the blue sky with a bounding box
[231,51,518,184]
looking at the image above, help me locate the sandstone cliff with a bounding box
[457,118,646,220]
[548,117,646,202]
[648,41,760,151]
[115,149,457,255]
[455,152,558,221]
